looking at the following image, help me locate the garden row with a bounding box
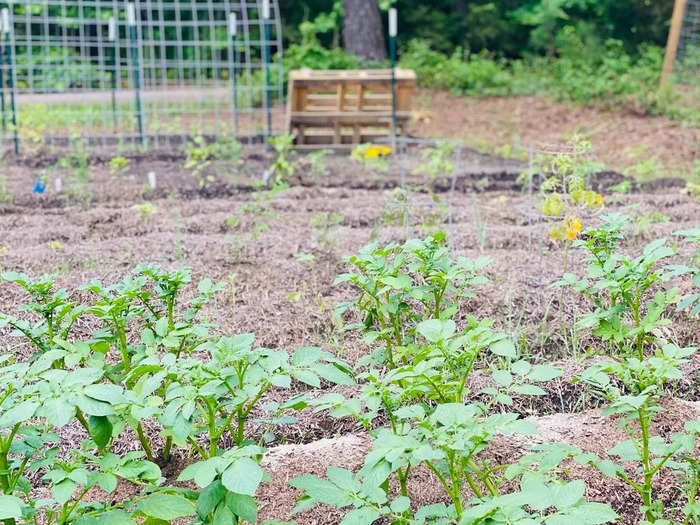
[1,213,699,524]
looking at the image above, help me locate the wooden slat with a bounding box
[286,68,416,150]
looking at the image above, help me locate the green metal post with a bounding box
[127,3,144,148]
[3,9,18,155]
[0,8,7,134]
[108,17,117,131]
[0,34,5,133]
[262,0,271,140]
[229,12,238,138]
[389,8,397,148]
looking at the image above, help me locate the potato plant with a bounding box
[295,236,618,524]
[0,265,353,525]
[553,215,699,524]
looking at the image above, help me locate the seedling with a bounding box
[301,149,332,178]
[132,202,155,221]
[412,139,457,181]
[268,133,297,186]
[310,211,343,251]
[108,156,130,177]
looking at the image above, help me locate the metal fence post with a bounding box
[388,8,397,151]
[2,8,18,155]
[127,3,145,148]
[0,9,6,134]
[262,0,271,140]
[228,11,238,138]
[108,16,117,131]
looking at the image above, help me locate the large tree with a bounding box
[342,0,387,61]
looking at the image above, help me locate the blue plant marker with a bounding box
[33,177,46,194]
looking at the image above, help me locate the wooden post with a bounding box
[661,0,687,86]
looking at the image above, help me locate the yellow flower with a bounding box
[364,145,391,159]
[566,218,582,240]
[594,194,603,205]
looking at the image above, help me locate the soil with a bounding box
[1,93,699,524]
[409,89,700,175]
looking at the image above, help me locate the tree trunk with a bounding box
[342,0,387,61]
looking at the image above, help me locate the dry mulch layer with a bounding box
[0,146,698,524]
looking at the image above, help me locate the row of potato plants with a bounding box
[0,265,354,524]
[0,217,698,525]
[292,221,699,524]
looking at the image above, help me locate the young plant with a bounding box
[554,216,699,523]
[578,343,698,524]
[0,272,86,356]
[0,174,14,205]
[525,137,604,247]
[305,149,332,178]
[108,156,130,178]
[555,213,677,358]
[185,135,216,188]
[309,211,344,252]
[296,236,615,524]
[412,139,457,181]
[334,233,489,368]
[268,133,297,186]
[668,228,700,316]
[131,202,155,222]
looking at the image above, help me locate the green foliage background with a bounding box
[280,0,673,59]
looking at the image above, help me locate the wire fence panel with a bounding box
[0,0,284,154]
[678,0,700,83]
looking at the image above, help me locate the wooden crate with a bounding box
[286,69,416,151]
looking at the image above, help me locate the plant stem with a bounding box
[162,436,173,462]
[136,422,154,462]
[638,406,655,522]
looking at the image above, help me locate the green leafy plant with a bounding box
[412,140,457,181]
[268,134,297,186]
[0,272,86,355]
[300,149,332,179]
[552,216,699,523]
[131,202,155,221]
[555,213,677,358]
[108,156,130,178]
[334,233,489,368]
[668,228,700,317]
[309,211,344,252]
[185,135,216,188]
[0,175,14,205]
[294,235,616,524]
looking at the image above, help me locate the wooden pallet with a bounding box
[286,69,416,151]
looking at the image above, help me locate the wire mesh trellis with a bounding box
[0,0,284,154]
[517,140,601,266]
[678,0,700,83]
[375,136,461,249]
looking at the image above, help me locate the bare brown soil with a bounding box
[0,143,698,524]
[410,89,700,175]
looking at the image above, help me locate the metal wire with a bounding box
[0,0,284,153]
[376,136,461,249]
[678,0,700,83]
